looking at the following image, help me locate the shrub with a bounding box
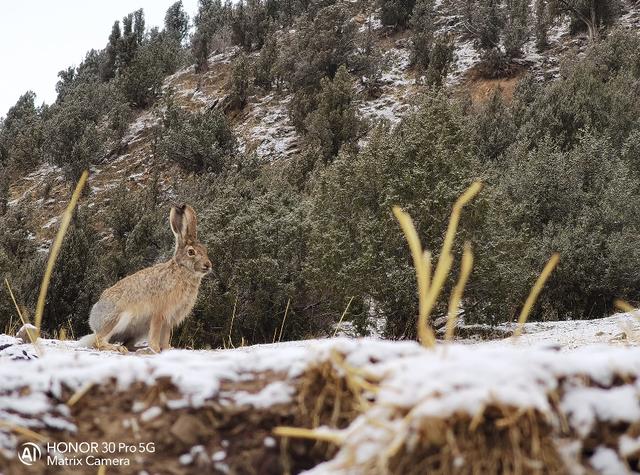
[157,106,237,173]
[307,93,481,338]
[470,133,640,323]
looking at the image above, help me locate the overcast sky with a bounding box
[0,0,199,119]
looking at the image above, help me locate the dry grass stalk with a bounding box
[514,253,560,338]
[277,298,291,343]
[67,381,95,407]
[332,296,355,338]
[614,299,636,313]
[5,278,42,356]
[393,181,482,348]
[445,242,474,341]
[0,421,48,443]
[273,426,344,445]
[34,169,89,337]
[392,207,437,347]
[224,296,239,349]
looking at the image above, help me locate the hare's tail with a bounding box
[76,333,96,348]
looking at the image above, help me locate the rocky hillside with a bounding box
[10,0,640,246]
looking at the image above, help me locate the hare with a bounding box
[77,204,211,353]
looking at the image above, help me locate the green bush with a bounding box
[175,162,321,347]
[157,106,237,174]
[470,133,640,323]
[307,93,481,338]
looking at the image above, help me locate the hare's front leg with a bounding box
[147,314,163,353]
[159,321,173,350]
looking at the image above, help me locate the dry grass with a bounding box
[393,181,483,347]
[34,170,89,339]
[445,242,474,341]
[332,296,355,338]
[276,298,291,343]
[513,253,560,338]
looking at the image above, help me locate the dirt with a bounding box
[0,360,359,475]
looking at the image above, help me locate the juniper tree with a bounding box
[165,1,189,43]
[157,106,237,173]
[0,92,43,171]
[379,0,417,28]
[134,9,146,46]
[549,0,620,40]
[102,21,121,80]
[192,0,229,72]
[277,4,357,128]
[229,53,251,109]
[504,0,530,57]
[410,0,436,70]
[254,33,278,90]
[304,66,360,162]
[424,34,454,87]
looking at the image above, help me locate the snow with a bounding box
[590,447,628,475]
[42,217,59,229]
[2,310,640,469]
[140,406,162,422]
[358,13,383,33]
[447,39,481,86]
[485,313,640,348]
[359,47,413,124]
[561,385,640,437]
[243,94,299,159]
[232,381,295,409]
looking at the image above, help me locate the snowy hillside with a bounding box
[9,0,640,244]
[1,312,640,473]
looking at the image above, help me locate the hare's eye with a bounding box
[187,248,196,256]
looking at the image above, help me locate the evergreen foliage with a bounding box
[157,104,237,174]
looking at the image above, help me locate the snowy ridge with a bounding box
[2,317,640,472]
[306,340,640,473]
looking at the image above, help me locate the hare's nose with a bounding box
[203,260,212,272]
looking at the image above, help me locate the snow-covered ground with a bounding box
[455,312,640,349]
[1,312,640,472]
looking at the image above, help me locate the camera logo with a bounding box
[18,442,42,465]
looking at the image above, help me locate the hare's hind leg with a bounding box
[90,301,129,353]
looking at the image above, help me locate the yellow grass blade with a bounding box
[393,181,482,348]
[0,421,48,443]
[514,253,560,337]
[614,299,635,313]
[67,381,95,407]
[5,278,27,327]
[445,242,474,341]
[277,298,291,343]
[273,426,344,444]
[332,296,355,338]
[423,250,432,291]
[392,207,436,347]
[228,295,238,346]
[441,182,483,260]
[5,278,42,356]
[34,170,89,336]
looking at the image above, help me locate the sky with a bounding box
[0,0,199,119]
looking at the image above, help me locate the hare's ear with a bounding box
[170,204,197,247]
[182,204,198,242]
